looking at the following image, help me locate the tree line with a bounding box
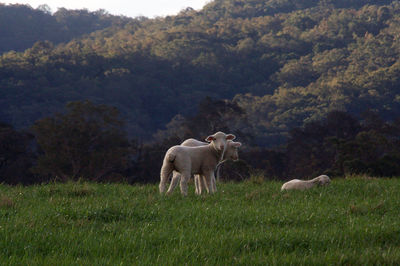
[2,100,400,185]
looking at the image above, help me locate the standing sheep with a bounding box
[159,132,235,196]
[167,139,242,195]
[281,175,331,191]
[197,140,242,194]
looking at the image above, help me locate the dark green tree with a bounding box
[32,100,131,181]
[0,122,34,184]
[286,111,361,178]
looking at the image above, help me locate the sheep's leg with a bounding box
[179,171,191,196]
[205,172,217,194]
[197,175,208,194]
[211,175,217,193]
[167,171,180,195]
[194,175,201,195]
[200,175,209,194]
[159,160,174,194]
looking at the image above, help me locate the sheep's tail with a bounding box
[159,153,176,194]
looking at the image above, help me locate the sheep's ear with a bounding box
[226,134,236,140]
[232,142,242,147]
[205,135,216,142]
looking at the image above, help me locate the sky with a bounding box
[5,0,211,18]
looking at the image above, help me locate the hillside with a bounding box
[1,179,400,264]
[1,1,400,143]
[0,4,129,54]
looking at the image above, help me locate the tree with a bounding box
[37,4,52,14]
[153,96,248,143]
[286,111,361,178]
[32,100,131,181]
[0,122,34,184]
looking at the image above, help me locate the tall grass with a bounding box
[0,178,399,265]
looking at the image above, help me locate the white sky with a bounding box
[5,0,211,18]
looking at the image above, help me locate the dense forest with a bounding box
[0,4,129,54]
[2,0,400,183]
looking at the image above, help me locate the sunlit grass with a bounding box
[0,178,399,264]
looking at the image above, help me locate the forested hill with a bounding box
[0,4,129,54]
[1,0,400,145]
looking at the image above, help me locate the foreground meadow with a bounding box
[0,177,399,265]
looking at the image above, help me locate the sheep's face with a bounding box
[205,131,236,152]
[225,141,242,161]
[317,175,331,186]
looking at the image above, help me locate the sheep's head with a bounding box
[224,140,242,161]
[315,175,331,186]
[205,131,235,152]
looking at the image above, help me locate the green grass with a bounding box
[1,177,400,265]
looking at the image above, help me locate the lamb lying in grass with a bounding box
[281,175,331,191]
[159,131,235,196]
[167,139,242,195]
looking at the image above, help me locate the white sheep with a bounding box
[281,175,331,191]
[198,140,242,194]
[159,132,235,196]
[167,139,242,195]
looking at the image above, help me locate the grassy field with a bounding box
[0,177,400,265]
